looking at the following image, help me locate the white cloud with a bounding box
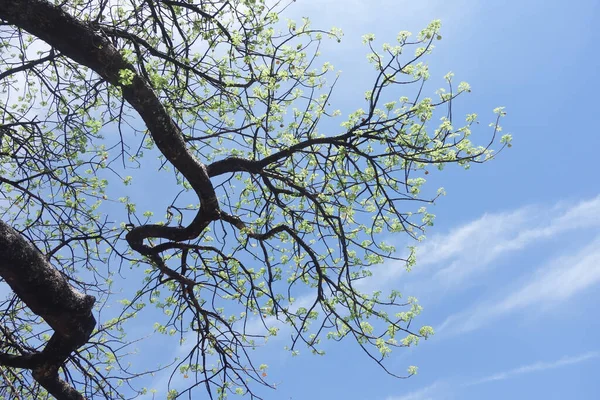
[387,351,599,400]
[466,351,599,386]
[433,196,600,284]
[438,235,600,334]
[385,380,451,400]
[375,195,600,290]
[385,382,438,400]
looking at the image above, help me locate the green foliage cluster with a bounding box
[0,0,508,398]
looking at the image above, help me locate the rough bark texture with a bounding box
[0,0,224,255]
[0,220,95,400]
[0,0,223,397]
[0,0,219,213]
[0,0,499,398]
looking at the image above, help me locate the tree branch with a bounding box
[0,220,95,399]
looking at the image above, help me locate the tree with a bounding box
[0,0,510,399]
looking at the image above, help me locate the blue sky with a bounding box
[124,0,600,399]
[239,1,600,399]
[3,0,598,399]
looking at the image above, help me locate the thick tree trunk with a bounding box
[0,220,95,399]
[0,0,222,254]
[0,0,221,397]
[0,0,219,216]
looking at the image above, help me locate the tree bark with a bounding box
[0,0,224,397]
[0,220,95,400]
[0,0,219,217]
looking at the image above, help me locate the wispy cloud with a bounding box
[376,196,600,290]
[386,351,598,400]
[142,195,600,397]
[438,235,600,334]
[385,381,449,400]
[466,352,599,386]
[431,196,600,285]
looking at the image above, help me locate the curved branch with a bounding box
[0,0,221,246]
[0,220,95,399]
